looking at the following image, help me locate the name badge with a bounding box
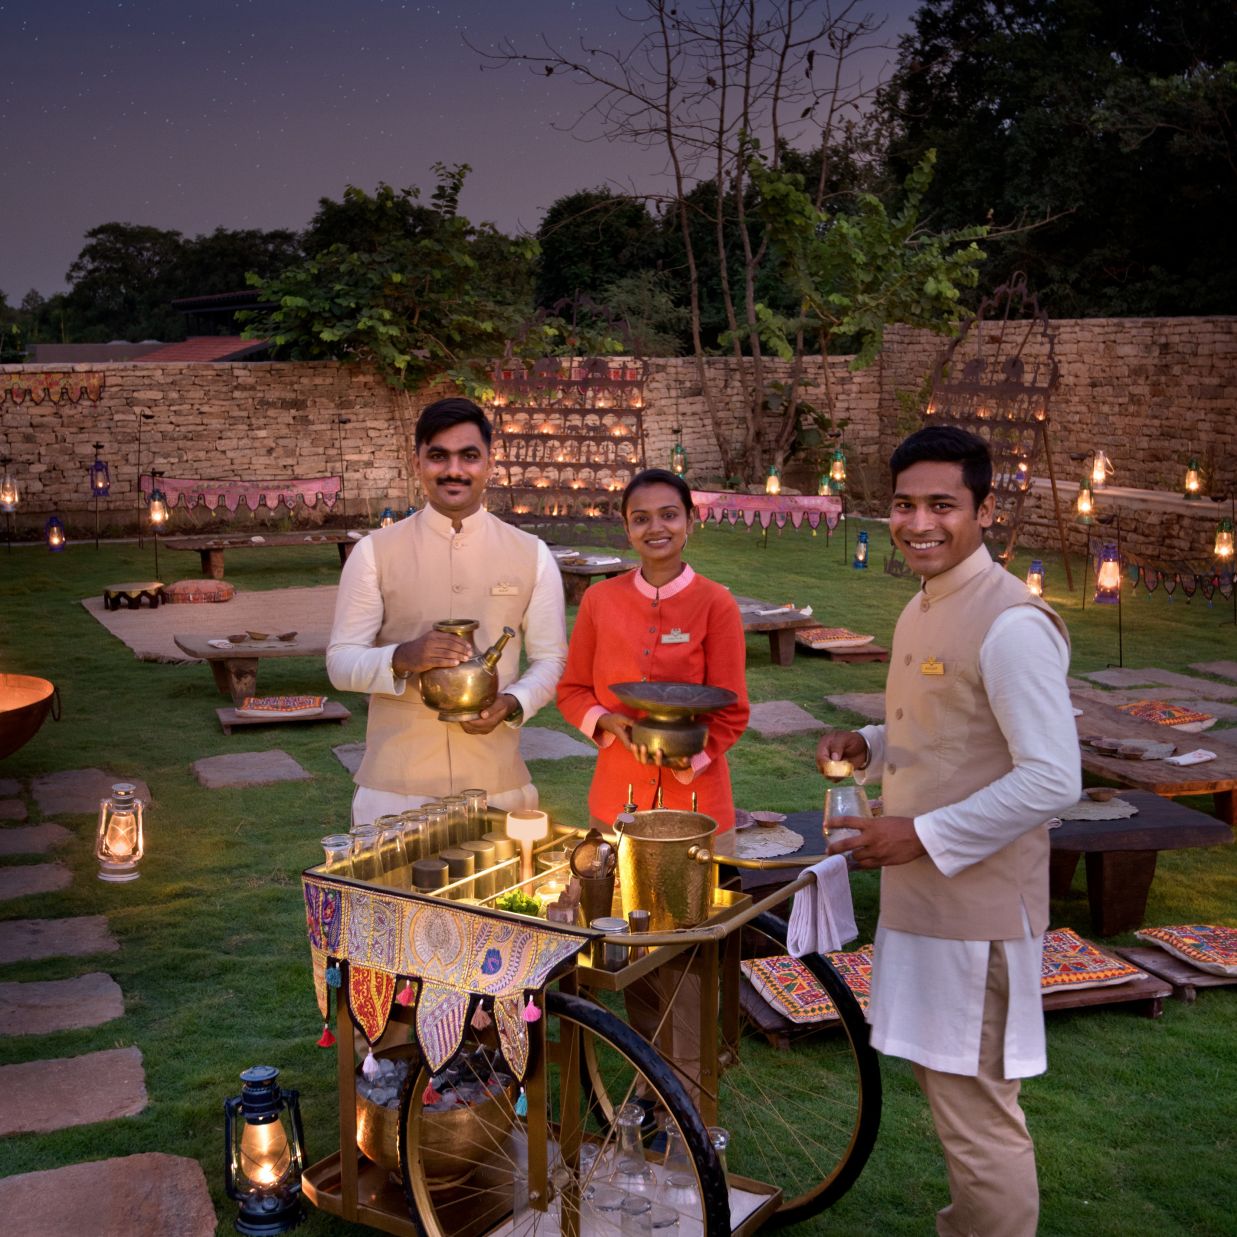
[491,582,519,596]
[661,628,690,645]
[920,656,945,676]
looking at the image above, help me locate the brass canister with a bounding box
[616,809,717,930]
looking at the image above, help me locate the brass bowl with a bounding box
[0,674,56,760]
[356,1044,515,1187]
[609,681,738,763]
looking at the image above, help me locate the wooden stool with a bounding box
[103,582,164,611]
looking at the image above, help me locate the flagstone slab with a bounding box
[1083,668,1167,688]
[0,823,74,856]
[0,778,21,796]
[1190,660,1237,683]
[749,700,826,738]
[520,727,595,760]
[32,769,151,816]
[823,692,886,722]
[0,1046,146,1135]
[0,1152,217,1237]
[333,741,366,775]
[0,863,72,903]
[0,799,28,821]
[1083,668,1237,699]
[191,749,311,789]
[0,916,119,965]
[0,972,124,1036]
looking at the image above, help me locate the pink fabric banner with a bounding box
[139,474,341,513]
[691,490,843,532]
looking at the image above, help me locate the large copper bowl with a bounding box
[0,674,56,760]
[356,1044,515,1188]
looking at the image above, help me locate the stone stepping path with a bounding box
[0,777,21,796]
[0,1046,147,1136]
[0,1152,216,1236]
[749,700,826,738]
[333,740,366,774]
[0,862,73,903]
[0,973,124,1036]
[0,916,119,965]
[823,692,886,722]
[191,749,311,788]
[520,726,595,760]
[0,823,72,855]
[1191,660,1237,683]
[1082,667,1237,700]
[0,799,28,821]
[33,768,151,816]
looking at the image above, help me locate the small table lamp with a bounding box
[506,809,549,882]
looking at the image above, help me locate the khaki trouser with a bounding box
[911,941,1039,1237]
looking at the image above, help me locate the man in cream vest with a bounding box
[327,398,567,824]
[819,426,1080,1237]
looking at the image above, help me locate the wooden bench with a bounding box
[734,597,819,667]
[165,531,364,580]
[173,631,330,704]
[554,553,637,604]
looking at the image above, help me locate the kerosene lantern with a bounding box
[1025,559,1045,597]
[379,507,396,527]
[828,447,847,490]
[95,783,145,881]
[44,515,67,552]
[765,465,781,496]
[1215,518,1235,561]
[670,427,688,477]
[89,442,111,496]
[1183,458,1203,500]
[223,1065,307,1235]
[1075,479,1095,524]
[1090,450,1112,489]
[1094,543,1122,605]
[853,530,869,569]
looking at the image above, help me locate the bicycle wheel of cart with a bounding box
[398,989,731,1236]
[579,911,881,1229]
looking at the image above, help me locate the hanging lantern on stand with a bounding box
[1090,451,1113,489]
[1183,458,1203,499]
[1075,479,1095,524]
[765,465,781,496]
[379,507,396,528]
[1094,543,1121,604]
[223,1065,307,1235]
[669,427,688,477]
[148,470,169,578]
[88,442,110,549]
[1215,517,1235,561]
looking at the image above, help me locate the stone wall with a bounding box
[1,314,1232,558]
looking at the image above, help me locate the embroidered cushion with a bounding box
[1135,925,1237,977]
[1040,927,1141,990]
[159,578,236,604]
[741,947,872,1025]
[1117,700,1216,732]
[795,626,875,651]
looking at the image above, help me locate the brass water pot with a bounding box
[419,621,515,722]
[617,808,718,930]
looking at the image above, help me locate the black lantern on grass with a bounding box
[224,1066,307,1235]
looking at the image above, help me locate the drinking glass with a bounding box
[442,795,468,846]
[463,788,488,838]
[349,824,380,881]
[319,834,354,874]
[620,1194,653,1234]
[823,784,872,847]
[398,810,427,863]
[376,823,408,885]
[422,802,449,855]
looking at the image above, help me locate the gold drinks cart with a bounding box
[300,819,879,1235]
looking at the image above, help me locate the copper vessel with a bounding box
[0,674,57,760]
[616,808,718,930]
[419,621,516,722]
[609,681,738,765]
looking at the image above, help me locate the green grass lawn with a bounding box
[1,524,1234,1235]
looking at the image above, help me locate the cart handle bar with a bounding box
[597,870,815,948]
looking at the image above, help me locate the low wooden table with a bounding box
[1050,790,1233,935]
[556,555,636,605]
[165,531,363,580]
[817,643,890,664]
[735,598,818,667]
[1114,946,1237,1004]
[103,581,164,610]
[173,631,330,705]
[216,700,351,735]
[1074,693,1237,826]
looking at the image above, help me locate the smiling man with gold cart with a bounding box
[327,398,567,823]
[818,426,1080,1237]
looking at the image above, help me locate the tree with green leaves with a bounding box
[241,165,536,394]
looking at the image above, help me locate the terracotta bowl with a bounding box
[0,674,56,760]
[246,630,271,641]
[1085,787,1119,802]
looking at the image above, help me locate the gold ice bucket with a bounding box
[616,809,717,931]
[356,1044,515,1188]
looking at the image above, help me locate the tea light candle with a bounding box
[534,878,567,910]
[823,759,853,779]
[506,809,549,881]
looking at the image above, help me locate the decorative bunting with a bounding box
[415,982,470,1074]
[347,964,398,1046]
[494,993,531,1080]
[139,472,341,513]
[690,489,842,534]
[4,371,106,404]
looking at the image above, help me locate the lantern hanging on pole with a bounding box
[223,1065,307,1236]
[1183,458,1203,500]
[1215,517,1235,561]
[765,465,781,496]
[44,515,67,552]
[852,530,869,569]
[0,459,18,512]
[1075,479,1095,523]
[669,427,688,477]
[95,783,145,882]
[1025,559,1045,596]
[816,472,833,497]
[829,447,847,489]
[1013,457,1030,491]
[1090,451,1112,489]
[88,443,111,497]
[148,470,168,578]
[379,507,396,528]
[1094,543,1121,605]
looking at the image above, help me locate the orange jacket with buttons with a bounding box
[556,565,749,830]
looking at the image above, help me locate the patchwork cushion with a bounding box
[1116,699,1216,732]
[1135,925,1237,977]
[795,626,875,651]
[159,578,236,604]
[1041,928,1141,990]
[741,947,872,1025]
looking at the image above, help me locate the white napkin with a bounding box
[588,556,622,565]
[1165,749,1217,766]
[786,855,857,958]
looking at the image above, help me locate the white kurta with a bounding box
[857,605,1079,1078]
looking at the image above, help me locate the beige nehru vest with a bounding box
[880,549,1069,940]
[356,508,539,797]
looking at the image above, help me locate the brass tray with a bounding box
[609,680,738,717]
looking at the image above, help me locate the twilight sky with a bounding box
[0,0,919,303]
